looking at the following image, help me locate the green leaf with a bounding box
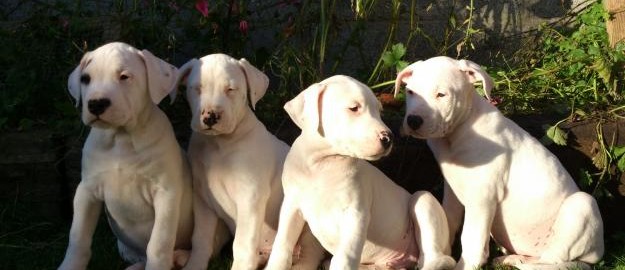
[612,146,625,158]
[540,124,568,146]
[449,13,457,28]
[396,60,408,72]
[578,169,593,188]
[574,109,587,118]
[590,56,612,86]
[617,155,625,172]
[390,43,406,59]
[381,51,395,68]
[592,149,607,170]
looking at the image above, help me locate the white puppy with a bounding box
[177,54,325,270]
[265,75,456,270]
[58,42,194,270]
[394,56,604,270]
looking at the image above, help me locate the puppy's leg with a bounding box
[58,184,102,270]
[329,208,369,270]
[537,192,604,266]
[442,181,463,247]
[117,239,146,267]
[173,249,190,269]
[182,195,228,270]
[145,190,182,270]
[291,225,326,270]
[411,191,456,270]
[456,199,496,270]
[266,194,308,270]
[231,190,270,270]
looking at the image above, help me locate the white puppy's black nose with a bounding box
[407,115,423,130]
[202,111,221,128]
[380,131,393,150]
[88,98,111,116]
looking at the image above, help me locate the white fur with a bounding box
[58,42,194,270]
[395,56,604,270]
[178,54,325,270]
[265,75,456,270]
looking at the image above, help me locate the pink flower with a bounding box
[239,20,249,35]
[195,0,209,17]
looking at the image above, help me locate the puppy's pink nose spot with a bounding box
[380,131,393,149]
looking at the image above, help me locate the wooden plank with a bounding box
[605,0,625,47]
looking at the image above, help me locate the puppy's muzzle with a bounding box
[379,130,393,150]
[88,98,111,116]
[406,115,423,131]
[202,110,221,128]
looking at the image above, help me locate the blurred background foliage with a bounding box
[1,0,621,133]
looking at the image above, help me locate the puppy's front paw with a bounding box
[231,259,259,270]
[492,254,534,266]
[453,258,480,270]
[421,255,455,270]
[173,249,191,269]
[58,252,90,270]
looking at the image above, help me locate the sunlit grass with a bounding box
[1,199,623,270]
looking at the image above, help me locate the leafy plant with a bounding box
[581,121,625,198]
[381,43,408,73]
[490,1,625,116]
[540,122,568,146]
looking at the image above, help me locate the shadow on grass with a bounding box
[0,200,238,270]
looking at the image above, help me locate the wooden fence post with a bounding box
[604,0,625,47]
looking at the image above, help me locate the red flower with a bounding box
[239,20,249,35]
[195,0,209,17]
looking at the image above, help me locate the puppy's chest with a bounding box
[83,148,158,205]
[200,149,275,218]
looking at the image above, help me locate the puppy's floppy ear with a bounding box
[67,51,92,107]
[458,59,493,102]
[284,83,326,135]
[238,58,269,110]
[176,58,198,88]
[138,49,179,104]
[394,61,422,98]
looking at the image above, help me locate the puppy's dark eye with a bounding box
[80,74,90,85]
[227,88,235,92]
[436,93,446,98]
[407,89,415,95]
[349,106,359,112]
[120,74,129,81]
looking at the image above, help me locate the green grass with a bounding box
[1,198,623,269]
[0,199,235,270]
